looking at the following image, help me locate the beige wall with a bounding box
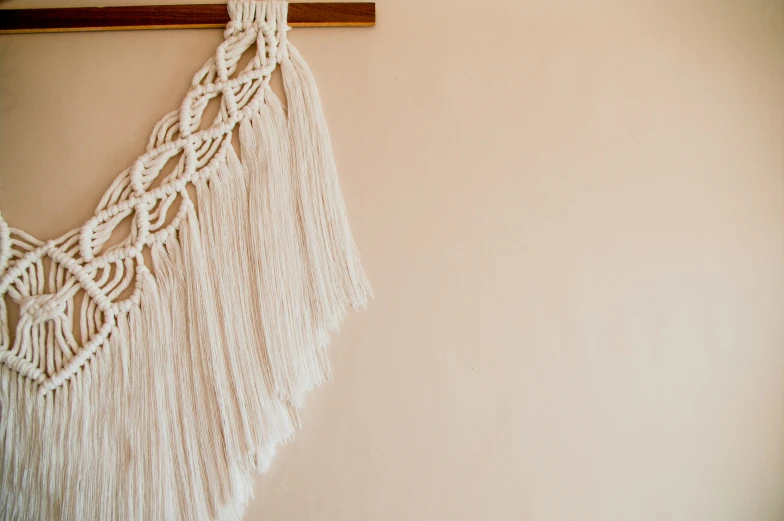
[1,0,783,520]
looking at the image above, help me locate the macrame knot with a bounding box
[225,20,254,37]
[20,294,67,326]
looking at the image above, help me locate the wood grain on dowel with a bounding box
[0,2,375,33]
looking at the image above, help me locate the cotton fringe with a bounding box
[0,2,370,520]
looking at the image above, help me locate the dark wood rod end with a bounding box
[0,3,375,34]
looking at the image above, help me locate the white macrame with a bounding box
[0,2,371,520]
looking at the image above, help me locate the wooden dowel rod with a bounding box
[0,2,375,34]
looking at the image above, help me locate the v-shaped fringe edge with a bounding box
[0,36,371,521]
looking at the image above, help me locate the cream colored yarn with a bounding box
[0,2,371,519]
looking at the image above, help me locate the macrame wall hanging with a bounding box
[0,2,371,519]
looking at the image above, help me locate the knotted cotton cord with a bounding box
[0,2,371,520]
